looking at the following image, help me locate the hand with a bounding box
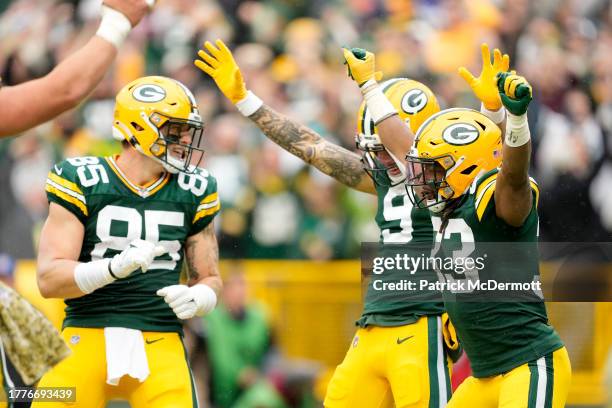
[109,239,167,278]
[157,284,217,319]
[194,40,248,104]
[103,0,153,27]
[458,43,510,111]
[497,72,533,116]
[342,47,383,86]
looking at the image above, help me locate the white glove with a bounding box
[156,284,217,320]
[109,239,167,278]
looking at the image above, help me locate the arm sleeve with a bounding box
[45,160,88,224]
[190,173,220,235]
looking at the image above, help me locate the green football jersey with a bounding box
[357,183,445,327]
[433,168,563,377]
[45,156,220,334]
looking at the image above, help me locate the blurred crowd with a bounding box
[1,0,611,262]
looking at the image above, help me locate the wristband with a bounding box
[192,284,218,316]
[107,261,119,280]
[96,6,132,49]
[480,103,506,124]
[361,81,397,125]
[74,259,115,295]
[235,91,263,117]
[505,113,530,147]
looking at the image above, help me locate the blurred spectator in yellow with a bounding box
[423,0,498,74]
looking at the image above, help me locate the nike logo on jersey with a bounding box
[145,337,164,345]
[396,335,414,344]
[54,165,63,175]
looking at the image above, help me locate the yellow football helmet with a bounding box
[113,76,204,174]
[355,78,440,187]
[406,108,502,212]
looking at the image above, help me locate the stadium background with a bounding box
[1,0,611,406]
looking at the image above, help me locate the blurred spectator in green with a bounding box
[204,269,286,408]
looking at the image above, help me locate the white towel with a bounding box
[104,327,150,386]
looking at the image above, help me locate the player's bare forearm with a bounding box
[37,259,85,299]
[249,104,375,194]
[185,222,222,294]
[375,114,414,165]
[37,204,87,299]
[0,37,117,137]
[495,140,532,226]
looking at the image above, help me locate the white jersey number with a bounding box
[67,157,109,187]
[178,171,208,196]
[91,205,184,270]
[431,217,479,293]
[381,185,413,243]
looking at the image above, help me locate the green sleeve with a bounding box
[45,159,88,223]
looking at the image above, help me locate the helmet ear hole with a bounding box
[460,164,478,175]
[131,122,144,131]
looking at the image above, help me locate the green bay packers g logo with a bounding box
[132,84,166,103]
[442,123,479,145]
[401,89,428,114]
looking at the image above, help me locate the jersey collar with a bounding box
[105,156,170,198]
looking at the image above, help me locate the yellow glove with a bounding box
[194,39,247,104]
[342,47,382,87]
[458,43,510,111]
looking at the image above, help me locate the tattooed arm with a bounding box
[249,104,376,194]
[194,40,374,194]
[184,221,222,294]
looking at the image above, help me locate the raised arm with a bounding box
[248,104,374,193]
[0,0,151,137]
[194,40,375,194]
[342,47,414,164]
[493,72,534,227]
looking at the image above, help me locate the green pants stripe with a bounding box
[427,315,451,408]
[527,353,554,408]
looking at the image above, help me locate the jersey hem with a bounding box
[62,318,183,336]
[356,309,445,328]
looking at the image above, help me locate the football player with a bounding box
[0,0,152,137]
[195,40,456,408]
[34,76,221,407]
[407,69,571,405]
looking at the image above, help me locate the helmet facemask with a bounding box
[143,112,205,174]
[355,133,406,187]
[405,152,455,212]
